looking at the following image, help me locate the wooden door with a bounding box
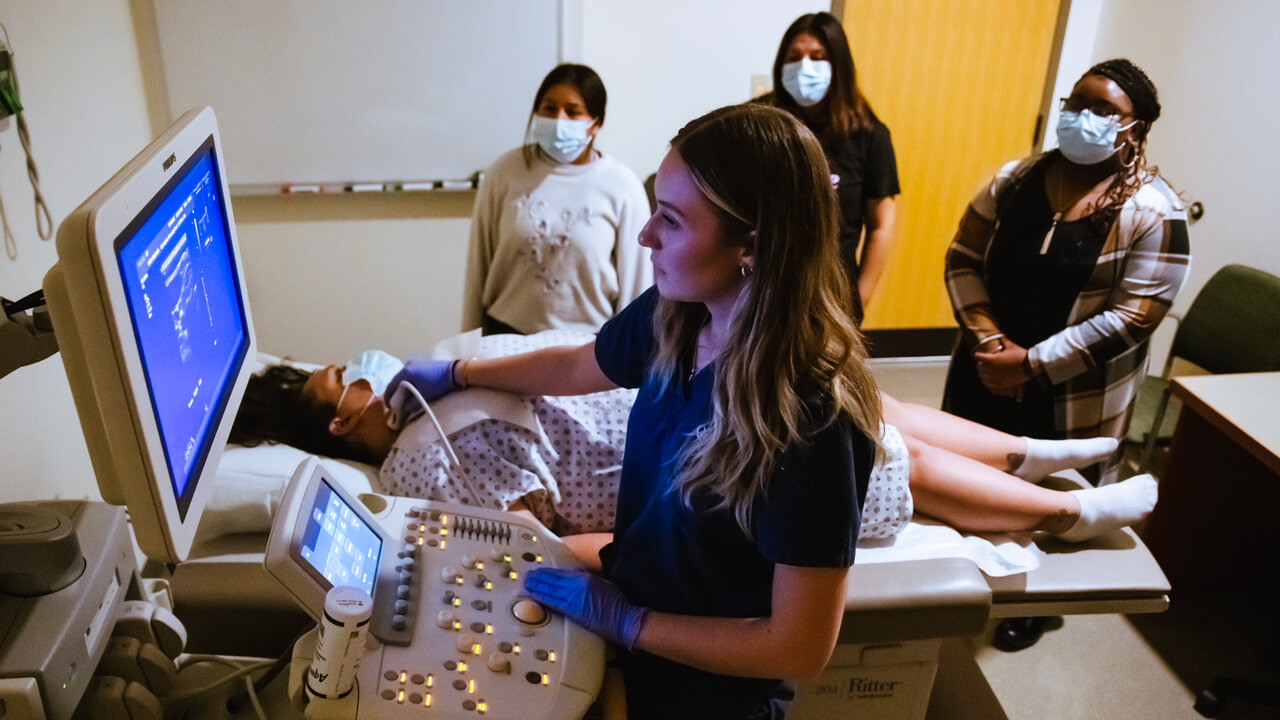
[840,0,1062,329]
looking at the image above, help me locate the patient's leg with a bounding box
[903,430,1158,541]
[881,392,1117,478]
[903,430,1080,534]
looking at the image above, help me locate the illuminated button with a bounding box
[471,599,489,612]
[410,693,423,704]
[535,649,549,661]
[453,679,467,691]
[490,549,508,561]
[473,574,489,588]
[462,699,477,711]
[498,641,513,653]
[437,610,457,630]
[406,522,418,531]
[462,553,479,569]
[470,621,486,634]
[381,689,395,700]
[487,652,510,673]
[522,552,537,562]
[524,671,541,684]
[443,591,456,605]
[519,531,537,545]
[441,566,462,584]
[411,674,425,685]
[512,600,547,625]
[429,510,442,521]
[384,670,398,681]
[443,660,457,671]
[455,634,476,653]
[427,538,439,547]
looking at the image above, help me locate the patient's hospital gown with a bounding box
[378,389,636,535]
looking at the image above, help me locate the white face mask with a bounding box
[781,57,832,107]
[1056,109,1136,165]
[342,349,404,398]
[531,115,594,164]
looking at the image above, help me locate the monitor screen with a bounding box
[298,478,382,597]
[114,140,248,520]
[45,106,256,563]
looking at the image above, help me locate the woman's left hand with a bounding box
[974,340,1031,394]
[524,568,648,650]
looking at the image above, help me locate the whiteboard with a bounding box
[152,0,564,191]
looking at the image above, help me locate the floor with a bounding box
[870,358,1278,720]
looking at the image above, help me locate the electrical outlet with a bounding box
[750,73,771,99]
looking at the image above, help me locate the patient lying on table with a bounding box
[228,347,1156,544]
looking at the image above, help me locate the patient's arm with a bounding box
[560,533,611,572]
[462,342,615,397]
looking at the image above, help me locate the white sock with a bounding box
[1013,437,1120,481]
[1056,474,1158,542]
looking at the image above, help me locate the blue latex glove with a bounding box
[524,568,648,650]
[382,358,458,406]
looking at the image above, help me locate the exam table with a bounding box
[154,444,1169,720]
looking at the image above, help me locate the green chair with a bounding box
[1128,264,1280,471]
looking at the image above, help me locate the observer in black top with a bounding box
[764,11,900,322]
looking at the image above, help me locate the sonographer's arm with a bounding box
[561,533,611,572]
[635,564,849,682]
[460,342,616,397]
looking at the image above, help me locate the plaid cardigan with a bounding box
[946,157,1191,476]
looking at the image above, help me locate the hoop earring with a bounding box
[1120,139,1140,169]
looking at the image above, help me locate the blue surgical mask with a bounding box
[1056,109,1136,165]
[342,349,404,398]
[781,57,832,107]
[530,115,594,164]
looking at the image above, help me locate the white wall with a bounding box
[0,0,152,502]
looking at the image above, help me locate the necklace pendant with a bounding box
[1039,212,1061,255]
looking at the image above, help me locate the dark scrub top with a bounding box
[942,160,1109,438]
[593,287,873,719]
[827,117,900,321]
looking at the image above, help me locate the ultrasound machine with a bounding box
[22,107,604,719]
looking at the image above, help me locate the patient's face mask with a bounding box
[781,57,832,108]
[1055,109,1136,166]
[531,115,594,164]
[342,349,404,398]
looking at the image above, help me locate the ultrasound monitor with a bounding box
[43,107,255,564]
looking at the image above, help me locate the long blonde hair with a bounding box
[651,103,882,535]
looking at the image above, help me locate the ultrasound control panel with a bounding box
[266,457,605,719]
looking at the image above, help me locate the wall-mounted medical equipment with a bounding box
[268,457,604,719]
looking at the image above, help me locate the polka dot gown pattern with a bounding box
[379,391,634,536]
[859,423,914,541]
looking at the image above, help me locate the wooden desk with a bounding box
[1140,372,1280,588]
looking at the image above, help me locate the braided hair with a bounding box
[1081,58,1164,234]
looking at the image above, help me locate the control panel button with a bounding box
[437,610,456,629]
[487,652,511,673]
[456,633,477,653]
[462,553,479,569]
[441,566,461,584]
